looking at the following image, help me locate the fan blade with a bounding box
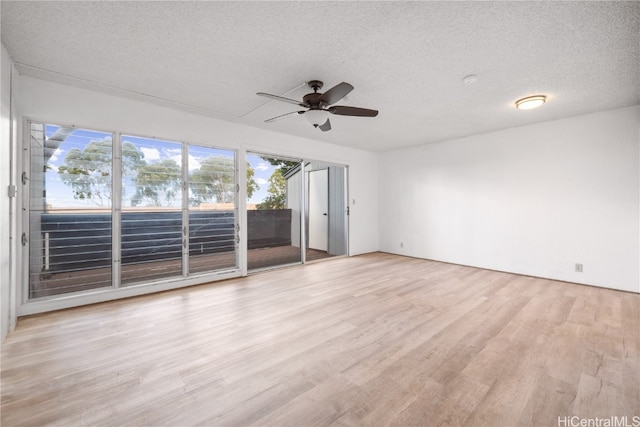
[318,118,332,132]
[318,82,354,105]
[264,110,304,123]
[257,92,308,107]
[328,105,378,117]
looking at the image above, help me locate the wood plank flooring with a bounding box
[2,252,639,426]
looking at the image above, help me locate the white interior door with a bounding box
[308,169,328,251]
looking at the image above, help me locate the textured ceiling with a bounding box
[1,1,639,151]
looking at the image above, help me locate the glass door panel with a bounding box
[120,135,183,285]
[188,145,237,274]
[28,123,114,298]
[246,153,302,270]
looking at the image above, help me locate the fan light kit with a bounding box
[257,80,378,132]
[304,109,329,127]
[515,95,546,110]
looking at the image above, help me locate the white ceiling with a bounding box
[1,1,639,151]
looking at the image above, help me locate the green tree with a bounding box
[190,157,259,205]
[257,168,287,210]
[189,156,235,204]
[58,138,145,206]
[131,159,182,207]
[246,163,259,200]
[255,157,298,210]
[261,157,299,175]
[121,141,145,174]
[58,141,259,207]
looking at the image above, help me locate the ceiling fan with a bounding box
[257,80,378,132]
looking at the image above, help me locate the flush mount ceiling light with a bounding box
[515,95,547,110]
[463,74,478,84]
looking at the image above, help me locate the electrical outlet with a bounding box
[575,263,583,273]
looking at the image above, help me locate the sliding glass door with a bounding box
[244,154,349,270]
[246,153,302,270]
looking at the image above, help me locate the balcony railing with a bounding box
[38,209,292,273]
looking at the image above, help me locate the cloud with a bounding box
[49,148,64,163]
[187,155,201,171]
[255,177,268,185]
[255,162,270,172]
[140,147,160,161]
[165,154,201,171]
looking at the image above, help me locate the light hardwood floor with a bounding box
[2,253,639,426]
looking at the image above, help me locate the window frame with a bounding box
[19,118,244,316]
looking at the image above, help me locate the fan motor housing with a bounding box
[302,92,325,108]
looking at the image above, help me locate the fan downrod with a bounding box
[307,80,323,92]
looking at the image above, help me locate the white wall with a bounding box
[1,44,17,342]
[380,106,640,293]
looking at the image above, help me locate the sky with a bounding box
[40,124,277,209]
[246,153,275,204]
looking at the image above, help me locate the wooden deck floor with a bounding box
[3,253,639,426]
[29,245,334,298]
